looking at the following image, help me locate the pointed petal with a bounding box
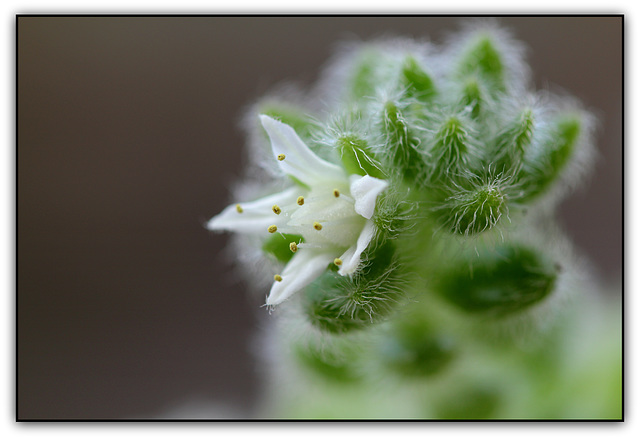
[206,187,298,234]
[266,250,334,305]
[338,220,376,275]
[260,115,346,185]
[349,175,389,219]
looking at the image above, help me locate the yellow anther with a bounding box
[334,258,343,266]
[272,204,281,215]
[277,154,286,161]
[333,189,340,198]
[297,196,305,206]
[313,222,323,231]
[235,204,243,213]
[268,225,278,233]
[289,242,298,253]
[274,274,283,282]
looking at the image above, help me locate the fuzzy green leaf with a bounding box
[460,77,485,119]
[433,244,558,315]
[382,101,425,183]
[381,319,455,378]
[294,342,361,383]
[337,135,386,178]
[401,56,437,103]
[303,241,400,334]
[438,182,507,236]
[351,49,381,101]
[433,385,501,419]
[458,35,505,92]
[518,115,581,202]
[428,116,472,182]
[492,108,535,169]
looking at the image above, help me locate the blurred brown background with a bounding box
[17,16,622,419]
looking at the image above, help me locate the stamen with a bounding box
[268,225,278,233]
[297,196,305,206]
[334,258,343,266]
[313,222,323,231]
[277,154,286,161]
[289,242,298,253]
[235,204,243,213]
[274,274,283,282]
[272,204,281,215]
[333,189,340,198]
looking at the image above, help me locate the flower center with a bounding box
[277,185,365,249]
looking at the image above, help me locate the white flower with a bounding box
[207,115,388,305]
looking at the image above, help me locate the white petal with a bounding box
[349,175,389,219]
[266,250,334,305]
[338,220,376,275]
[259,115,346,186]
[206,187,298,234]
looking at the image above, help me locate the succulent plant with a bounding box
[207,22,620,419]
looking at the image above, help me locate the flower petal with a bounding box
[338,220,376,275]
[350,175,389,219]
[259,115,346,185]
[266,249,334,305]
[206,187,298,234]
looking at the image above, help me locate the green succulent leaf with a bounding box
[518,115,582,202]
[337,135,386,179]
[433,244,558,315]
[401,56,437,103]
[458,35,505,92]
